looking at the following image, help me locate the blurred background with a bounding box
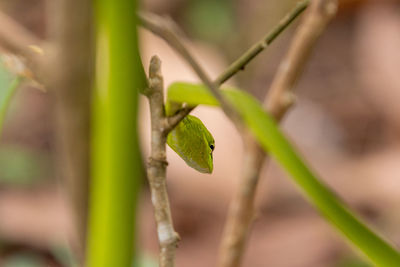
[0,0,400,266]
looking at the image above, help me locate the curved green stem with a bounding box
[0,67,21,135]
[168,82,400,267]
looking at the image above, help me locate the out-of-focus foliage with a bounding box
[51,246,79,267]
[2,252,43,267]
[338,256,371,267]
[0,145,48,186]
[183,0,235,43]
[0,57,47,187]
[0,56,20,134]
[133,253,158,267]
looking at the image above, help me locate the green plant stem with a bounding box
[214,0,310,85]
[86,0,142,266]
[0,77,21,135]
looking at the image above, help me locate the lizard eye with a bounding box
[210,144,215,151]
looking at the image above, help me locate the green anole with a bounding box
[164,81,400,266]
[165,95,215,173]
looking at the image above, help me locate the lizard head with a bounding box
[167,115,215,173]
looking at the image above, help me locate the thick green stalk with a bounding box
[86,0,142,266]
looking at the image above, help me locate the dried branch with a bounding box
[146,56,180,267]
[217,1,338,267]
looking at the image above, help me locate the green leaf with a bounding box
[3,252,44,267]
[0,56,21,135]
[183,0,235,43]
[168,82,220,107]
[337,256,372,267]
[167,81,400,267]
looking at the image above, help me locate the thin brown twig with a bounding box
[217,1,338,267]
[165,106,194,133]
[146,55,180,267]
[138,12,243,133]
[138,4,309,131]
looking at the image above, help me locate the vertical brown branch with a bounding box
[216,135,265,267]
[146,56,180,267]
[217,1,338,267]
[47,0,94,258]
[265,0,338,119]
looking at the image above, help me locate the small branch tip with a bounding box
[149,55,162,78]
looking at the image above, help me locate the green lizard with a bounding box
[165,96,215,173]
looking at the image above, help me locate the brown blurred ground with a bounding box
[1,0,400,266]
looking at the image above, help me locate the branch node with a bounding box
[164,106,193,134]
[260,41,268,49]
[149,55,162,78]
[148,157,168,168]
